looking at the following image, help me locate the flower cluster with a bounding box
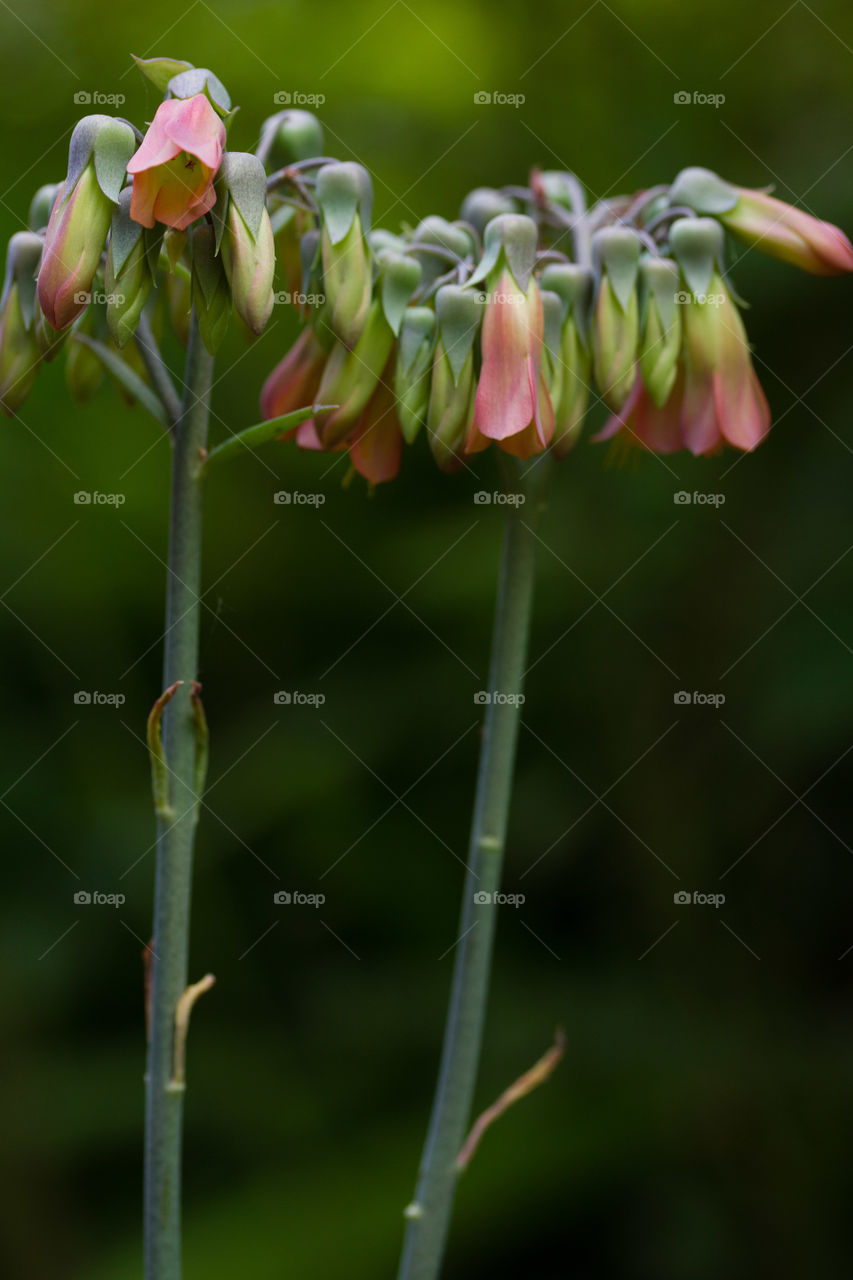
[261,147,853,481]
[3,57,851,488]
[1,58,277,415]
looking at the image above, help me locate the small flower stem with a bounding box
[135,313,183,431]
[396,454,552,1280]
[144,314,213,1280]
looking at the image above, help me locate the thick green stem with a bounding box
[144,315,214,1280]
[397,456,552,1280]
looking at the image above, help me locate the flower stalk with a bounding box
[397,453,552,1280]
[144,313,214,1280]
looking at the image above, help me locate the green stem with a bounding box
[144,314,214,1280]
[135,313,183,431]
[397,455,552,1280]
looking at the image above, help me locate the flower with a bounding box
[37,115,136,331]
[1,231,43,414]
[590,227,640,412]
[38,171,113,330]
[260,326,327,422]
[597,277,770,456]
[720,187,853,276]
[467,269,554,458]
[315,162,373,347]
[539,263,593,458]
[221,202,275,335]
[348,368,403,484]
[668,167,853,276]
[127,94,225,231]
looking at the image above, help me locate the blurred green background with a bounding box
[2,1,853,1276]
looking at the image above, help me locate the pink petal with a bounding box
[474,274,536,440]
[163,94,225,171]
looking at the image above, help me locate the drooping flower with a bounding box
[315,162,374,347]
[539,263,593,458]
[466,214,554,459]
[597,276,770,456]
[348,365,404,484]
[104,188,156,348]
[127,94,225,231]
[590,226,641,412]
[217,153,276,335]
[636,256,681,408]
[1,233,44,415]
[669,166,853,276]
[37,115,136,330]
[260,325,327,422]
[425,285,479,471]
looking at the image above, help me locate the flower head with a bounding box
[127,94,225,231]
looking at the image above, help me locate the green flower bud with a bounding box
[315,299,395,446]
[28,184,61,232]
[65,309,104,405]
[37,115,136,330]
[668,167,739,216]
[394,306,435,443]
[427,344,476,472]
[377,251,422,336]
[192,225,231,354]
[166,272,192,348]
[435,284,483,382]
[552,308,591,459]
[257,109,325,170]
[470,213,538,291]
[459,187,518,235]
[538,269,594,458]
[221,203,275,335]
[668,217,726,299]
[316,162,373,242]
[0,283,40,415]
[410,216,474,286]
[105,189,156,348]
[213,152,275,335]
[540,288,565,402]
[540,262,593,339]
[163,228,188,275]
[538,171,584,212]
[637,256,681,408]
[591,227,640,410]
[320,215,371,347]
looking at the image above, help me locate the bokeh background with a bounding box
[2,1,853,1276]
